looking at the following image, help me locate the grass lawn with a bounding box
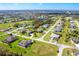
[0,20,34,30]
[44,31,52,41]
[24,41,58,56]
[0,31,6,35]
[33,32,44,38]
[0,34,9,41]
[0,23,14,30]
[62,48,77,56]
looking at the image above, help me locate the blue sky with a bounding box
[0,3,79,10]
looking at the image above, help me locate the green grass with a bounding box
[62,48,77,56]
[0,31,9,41]
[24,41,58,56]
[0,23,14,30]
[0,34,9,41]
[34,32,43,38]
[0,31,6,35]
[44,31,52,41]
[0,41,19,56]
[0,20,34,30]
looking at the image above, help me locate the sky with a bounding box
[0,3,79,10]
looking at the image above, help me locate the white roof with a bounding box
[50,34,60,39]
[75,44,79,49]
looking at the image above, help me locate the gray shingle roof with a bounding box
[18,40,33,48]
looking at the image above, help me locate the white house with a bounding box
[50,33,60,40]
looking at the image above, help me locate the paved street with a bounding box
[41,17,61,40]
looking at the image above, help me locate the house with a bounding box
[54,21,63,32]
[70,24,75,29]
[54,26,62,32]
[29,31,34,36]
[70,20,74,23]
[37,15,48,20]
[70,20,76,29]
[43,24,49,28]
[50,34,60,40]
[66,17,72,20]
[21,29,27,34]
[70,37,79,44]
[0,19,3,23]
[70,22,75,29]
[75,52,79,56]
[18,40,33,48]
[3,35,18,44]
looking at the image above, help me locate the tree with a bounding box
[13,23,20,28]
[21,30,26,34]
[34,20,42,29]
